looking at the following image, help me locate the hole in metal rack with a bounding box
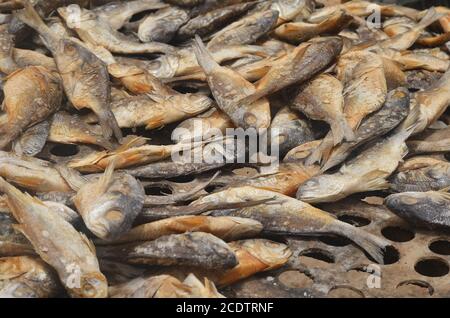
[319,235,352,247]
[364,245,400,265]
[144,186,173,196]
[50,144,80,157]
[397,280,434,296]
[328,286,365,298]
[338,214,371,227]
[415,257,449,277]
[429,239,450,256]
[381,226,415,243]
[300,248,335,264]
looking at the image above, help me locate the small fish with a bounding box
[138,6,189,43]
[48,112,114,150]
[97,232,238,270]
[239,37,343,105]
[92,90,213,131]
[175,2,257,41]
[15,2,123,141]
[0,66,62,150]
[0,24,18,74]
[93,0,168,30]
[385,190,450,230]
[193,35,271,129]
[298,113,418,203]
[101,215,262,245]
[291,74,355,146]
[71,164,145,240]
[321,87,410,172]
[207,10,279,50]
[407,126,450,154]
[379,8,443,51]
[392,51,450,73]
[0,177,108,298]
[109,274,224,298]
[13,120,50,157]
[57,5,175,55]
[67,136,205,173]
[0,256,61,298]
[390,156,450,193]
[0,151,72,193]
[274,9,351,44]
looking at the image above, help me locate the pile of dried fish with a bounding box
[1,0,450,298]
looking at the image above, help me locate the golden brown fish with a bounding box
[0,66,62,150]
[0,177,108,298]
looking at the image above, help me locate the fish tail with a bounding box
[96,109,123,142]
[394,104,421,139]
[416,7,443,31]
[332,222,391,264]
[193,35,219,74]
[14,1,54,42]
[330,118,355,145]
[305,138,334,166]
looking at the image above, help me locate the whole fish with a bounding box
[97,232,238,270]
[0,24,18,74]
[385,190,450,230]
[15,2,123,141]
[0,177,108,298]
[0,256,61,298]
[0,151,72,193]
[70,164,145,240]
[298,115,417,203]
[0,213,35,257]
[274,9,351,44]
[196,186,391,264]
[109,274,224,298]
[102,215,263,245]
[0,66,61,150]
[67,136,205,173]
[239,37,343,105]
[207,10,279,50]
[193,35,271,130]
[93,0,168,30]
[269,106,315,156]
[307,51,387,165]
[48,112,114,150]
[89,90,213,130]
[291,74,355,146]
[407,126,450,154]
[321,87,410,172]
[175,2,257,41]
[390,156,450,193]
[138,6,189,43]
[57,5,175,55]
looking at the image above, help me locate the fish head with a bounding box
[296,174,347,203]
[56,39,84,70]
[271,0,314,21]
[57,5,96,29]
[73,272,108,298]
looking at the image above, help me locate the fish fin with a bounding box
[115,135,148,152]
[79,231,97,255]
[336,222,391,264]
[193,35,219,74]
[306,138,334,166]
[416,7,444,30]
[96,109,123,142]
[145,115,165,130]
[96,161,116,193]
[394,103,421,138]
[358,170,390,192]
[330,118,355,145]
[54,164,87,191]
